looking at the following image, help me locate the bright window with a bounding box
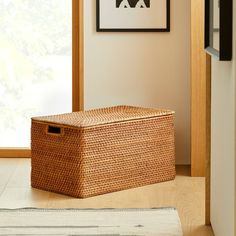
[0,0,72,147]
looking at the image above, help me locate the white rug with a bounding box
[0,208,183,236]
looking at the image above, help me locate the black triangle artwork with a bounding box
[116,0,150,8]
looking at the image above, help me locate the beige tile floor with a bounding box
[0,158,214,236]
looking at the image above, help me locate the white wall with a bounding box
[84,0,191,164]
[210,0,236,235]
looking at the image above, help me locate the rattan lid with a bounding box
[32,105,174,128]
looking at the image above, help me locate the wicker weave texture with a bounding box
[32,105,174,128]
[31,106,175,198]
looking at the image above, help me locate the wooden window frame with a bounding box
[0,0,84,158]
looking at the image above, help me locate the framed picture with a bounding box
[205,0,232,61]
[96,0,170,32]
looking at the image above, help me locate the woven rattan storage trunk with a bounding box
[31,106,175,198]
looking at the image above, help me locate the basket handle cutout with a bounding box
[47,125,62,135]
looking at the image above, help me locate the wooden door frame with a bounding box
[0,0,84,158]
[190,0,211,225]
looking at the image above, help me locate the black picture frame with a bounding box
[96,0,170,32]
[205,0,233,61]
